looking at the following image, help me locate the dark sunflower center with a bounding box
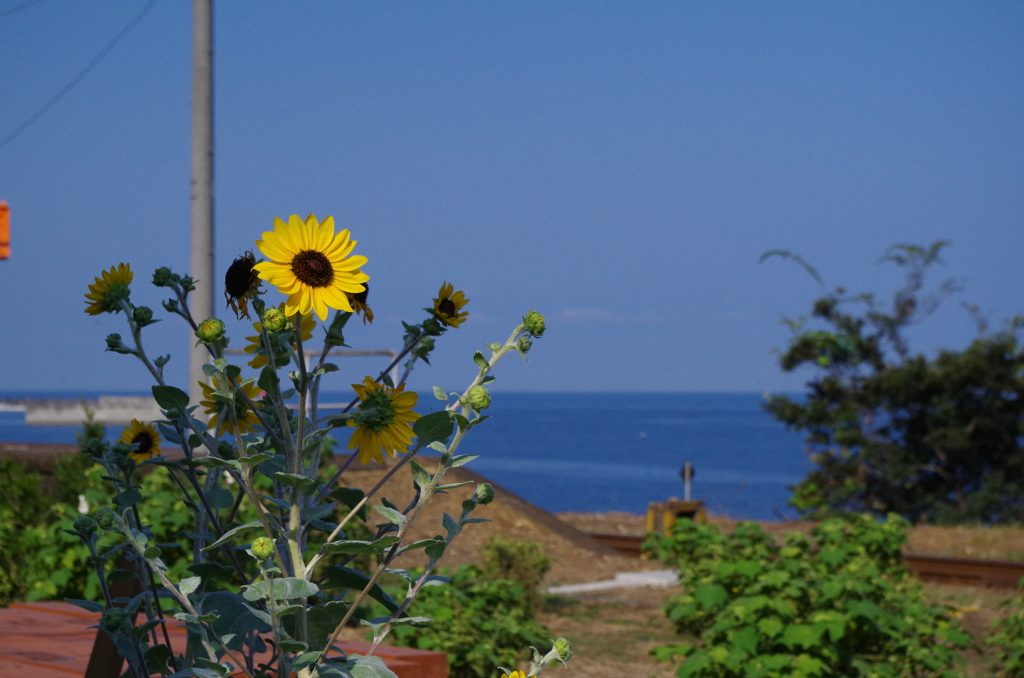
[132,432,153,454]
[438,298,456,317]
[224,256,256,298]
[292,250,334,288]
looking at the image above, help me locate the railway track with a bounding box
[586,532,1024,589]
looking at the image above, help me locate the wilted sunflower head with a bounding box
[346,283,374,324]
[84,264,133,315]
[432,282,469,328]
[119,419,161,462]
[224,251,264,320]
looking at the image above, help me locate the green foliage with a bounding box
[479,535,551,613]
[648,515,971,677]
[764,242,1024,523]
[987,587,1024,677]
[387,563,553,678]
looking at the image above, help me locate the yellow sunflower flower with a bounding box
[502,672,527,678]
[433,282,469,328]
[84,263,133,315]
[254,214,369,322]
[200,377,262,437]
[243,305,316,369]
[347,377,421,464]
[119,419,162,462]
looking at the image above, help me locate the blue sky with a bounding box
[0,1,1021,395]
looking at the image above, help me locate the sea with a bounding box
[0,391,811,522]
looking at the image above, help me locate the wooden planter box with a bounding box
[0,601,447,678]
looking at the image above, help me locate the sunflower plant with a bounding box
[69,213,570,678]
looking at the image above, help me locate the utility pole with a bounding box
[189,0,214,406]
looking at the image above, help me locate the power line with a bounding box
[0,0,49,21]
[0,0,160,154]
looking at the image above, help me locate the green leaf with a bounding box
[322,536,400,555]
[152,385,190,411]
[291,651,322,672]
[200,591,271,650]
[693,584,728,609]
[273,472,319,495]
[331,487,367,520]
[206,487,235,510]
[449,455,478,468]
[730,626,759,655]
[202,520,265,551]
[322,567,399,612]
[374,505,407,526]
[413,410,454,443]
[197,457,242,470]
[242,577,319,602]
[179,576,202,597]
[409,460,431,490]
[314,363,339,376]
[276,640,308,653]
[238,453,273,466]
[432,386,447,401]
[114,490,142,508]
[186,562,235,581]
[473,351,489,369]
[780,624,823,650]
[757,617,784,639]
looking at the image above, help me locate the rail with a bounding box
[586,532,1024,589]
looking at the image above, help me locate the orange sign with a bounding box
[0,201,8,259]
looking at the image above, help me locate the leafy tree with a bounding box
[763,241,1024,523]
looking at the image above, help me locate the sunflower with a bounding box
[84,263,133,315]
[224,251,264,320]
[254,214,369,322]
[502,672,527,678]
[432,282,469,328]
[200,377,262,437]
[119,419,162,462]
[347,377,421,464]
[243,305,316,369]
[346,283,374,324]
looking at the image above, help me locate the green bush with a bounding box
[388,537,554,678]
[480,535,551,613]
[647,515,972,677]
[987,588,1024,677]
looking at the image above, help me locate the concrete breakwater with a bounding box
[0,396,163,425]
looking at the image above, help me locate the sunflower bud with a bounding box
[465,385,491,411]
[261,308,288,333]
[195,317,226,343]
[105,333,132,354]
[104,608,129,631]
[523,310,546,338]
[152,267,177,287]
[112,442,132,457]
[251,536,275,561]
[473,483,495,505]
[132,306,154,326]
[516,335,532,355]
[554,638,573,661]
[162,298,179,313]
[94,507,118,530]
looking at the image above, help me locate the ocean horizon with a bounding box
[0,390,811,521]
